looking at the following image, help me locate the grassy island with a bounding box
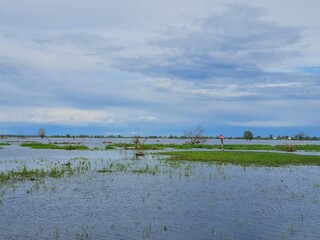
[161,151,320,167]
[20,142,89,150]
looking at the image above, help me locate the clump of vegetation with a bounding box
[284,144,296,152]
[285,145,295,152]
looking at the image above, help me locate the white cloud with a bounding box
[227,120,295,128]
[0,107,114,125]
[136,116,156,123]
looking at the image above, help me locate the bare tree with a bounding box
[132,135,148,157]
[37,128,46,139]
[132,135,148,150]
[295,131,305,140]
[184,125,205,144]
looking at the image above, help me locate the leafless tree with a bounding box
[184,125,205,144]
[37,128,46,139]
[132,135,148,150]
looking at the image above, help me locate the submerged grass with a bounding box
[161,151,320,167]
[0,159,91,184]
[96,162,129,174]
[0,165,63,182]
[132,164,160,175]
[96,161,160,175]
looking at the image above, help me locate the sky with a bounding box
[0,0,319,137]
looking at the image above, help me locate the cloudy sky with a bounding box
[0,0,319,137]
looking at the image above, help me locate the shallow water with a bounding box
[0,139,320,239]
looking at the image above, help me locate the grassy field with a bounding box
[160,151,320,167]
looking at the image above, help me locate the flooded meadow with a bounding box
[1,138,320,239]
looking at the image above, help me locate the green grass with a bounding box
[282,145,320,152]
[20,142,89,150]
[105,145,117,150]
[161,151,320,167]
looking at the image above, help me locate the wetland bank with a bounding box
[1,138,320,239]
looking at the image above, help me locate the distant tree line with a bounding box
[1,128,320,141]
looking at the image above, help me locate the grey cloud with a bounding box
[104,4,320,105]
[112,4,302,80]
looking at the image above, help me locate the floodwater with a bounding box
[1,138,320,239]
